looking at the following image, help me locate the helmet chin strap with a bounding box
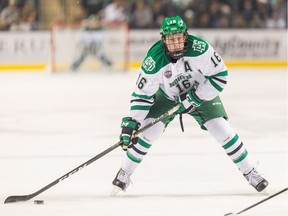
[170,51,184,60]
[163,45,184,61]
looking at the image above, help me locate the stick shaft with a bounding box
[237,188,288,214]
[4,104,180,204]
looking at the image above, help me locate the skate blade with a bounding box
[111,186,123,196]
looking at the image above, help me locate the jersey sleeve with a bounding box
[129,68,161,124]
[194,44,228,101]
[128,41,166,124]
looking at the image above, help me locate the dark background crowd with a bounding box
[0,0,287,31]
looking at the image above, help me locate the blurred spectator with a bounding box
[151,0,167,28]
[178,0,197,28]
[255,0,269,21]
[267,0,287,28]
[249,13,265,28]
[1,0,286,30]
[0,0,19,30]
[101,0,127,22]
[81,0,107,17]
[232,14,248,28]
[222,0,238,13]
[197,13,212,28]
[207,0,222,27]
[266,11,286,28]
[270,0,287,17]
[183,9,195,28]
[0,0,8,11]
[130,0,153,28]
[10,0,38,31]
[239,0,256,22]
[71,2,87,22]
[219,1,232,17]
[218,15,230,28]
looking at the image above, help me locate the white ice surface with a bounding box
[0,68,287,216]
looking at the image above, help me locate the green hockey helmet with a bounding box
[160,16,187,36]
[160,16,188,60]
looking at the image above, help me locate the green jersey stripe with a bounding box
[208,78,224,92]
[213,70,228,77]
[131,105,151,111]
[132,92,155,100]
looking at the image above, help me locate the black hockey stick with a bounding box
[224,187,288,215]
[4,104,180,204]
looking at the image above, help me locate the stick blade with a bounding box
[4,195,32,204]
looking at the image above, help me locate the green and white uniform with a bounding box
[114,16,268,194]
[70,24,112,71]
[121,34,253,177]
[131,34,227,127]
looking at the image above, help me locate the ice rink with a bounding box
[0,68,287,216]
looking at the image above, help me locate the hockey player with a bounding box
[112,16,268,194]
[69,15,112,72]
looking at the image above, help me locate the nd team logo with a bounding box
[142,56,156,71]
[192,40,206,53]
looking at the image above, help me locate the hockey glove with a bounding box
[120,117,141,151]
[177,90,203,114]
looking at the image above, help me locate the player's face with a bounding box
[164,33,185,52]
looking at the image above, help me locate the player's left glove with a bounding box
[120,117,141,151]
[177,90,203,114]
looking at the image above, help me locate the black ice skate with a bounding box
[111,169,131,196]
[244,168,269,192]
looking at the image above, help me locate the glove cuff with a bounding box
[186,90,203,106]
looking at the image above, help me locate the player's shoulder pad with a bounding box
[185,34,210,57]
[141,41,170,75]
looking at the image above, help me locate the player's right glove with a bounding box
[120,117,141,151]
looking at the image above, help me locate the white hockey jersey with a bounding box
[130,34,228,124]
